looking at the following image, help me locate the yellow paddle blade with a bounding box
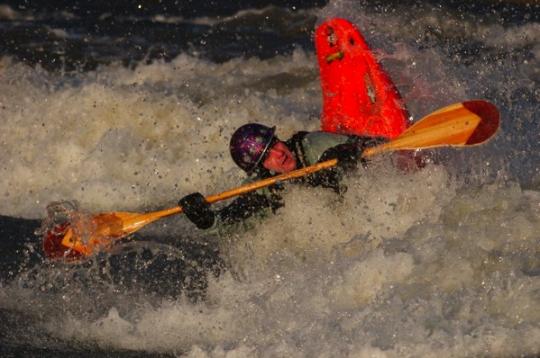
[364,100,499,157]
[59,208,185,257]
[102,208,183,237]
[59,212,136,255]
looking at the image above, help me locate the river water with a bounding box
[0,0,538,356]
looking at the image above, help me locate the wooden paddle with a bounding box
[48,100,499,259]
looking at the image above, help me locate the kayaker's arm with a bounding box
[304,135,387,194]
[179,190,282,230]
[179,136,386,229]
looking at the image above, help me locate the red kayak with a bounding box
[315,18,409,139]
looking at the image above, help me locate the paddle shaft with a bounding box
[119,158,339,231]
[155,99,500,223]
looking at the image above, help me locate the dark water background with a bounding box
[1,0,538,71]
[1,0,328,71]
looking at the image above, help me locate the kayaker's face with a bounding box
[262,141,297,173]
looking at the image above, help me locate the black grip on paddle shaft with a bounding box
[320,136,387,170]
[179,192,215,229]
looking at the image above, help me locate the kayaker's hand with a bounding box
[319,136,387,171]
[334,144,362,170]
[320,143,361,171]
[339,136,388,169]
[356,136,387,153]
[179,192,215,229]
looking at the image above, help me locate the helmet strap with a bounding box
[253,165,274,179]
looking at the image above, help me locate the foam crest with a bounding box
[223,162,455,276]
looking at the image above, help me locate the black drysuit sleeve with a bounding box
[179,187,284,230]
[304,136,387,194]
[217,189,284,225]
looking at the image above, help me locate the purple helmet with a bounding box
[229,123,276,174]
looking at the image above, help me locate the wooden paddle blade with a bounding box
[93,212,146,238]
[57,207,184,258]
[102,206,183,237]
[363,100,500,157]
[58,212,136,257]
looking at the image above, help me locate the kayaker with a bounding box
[179,18,411,231]
[179,124,385,230]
